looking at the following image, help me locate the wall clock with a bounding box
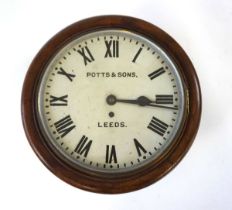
[21,15,201,193]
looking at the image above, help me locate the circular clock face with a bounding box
[22,15,201,193]
[37,30,185,172]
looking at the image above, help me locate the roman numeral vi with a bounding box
[54,115,75,138]
[105,145,117,164]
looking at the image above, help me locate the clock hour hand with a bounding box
[117,96,152,106]
[106,95,178,110]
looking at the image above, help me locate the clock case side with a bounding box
[21,15,201,193]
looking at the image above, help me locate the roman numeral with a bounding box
[148,67,165,80]
[105,145,117,164]
[147,116,168,136]
[104,40,119,58]
[50,95,68,106]
[54,115,75,138]
[74,135,92,157]
[77,46,95,65]
[57,67,76,82]
[156,95,173,104]
[134,139,147,157]
[132,47,143,63]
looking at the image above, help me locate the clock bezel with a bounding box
[21,15,201,193]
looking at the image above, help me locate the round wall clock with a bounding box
[21,15,201,193]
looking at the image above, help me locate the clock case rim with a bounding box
[21,15,201,194]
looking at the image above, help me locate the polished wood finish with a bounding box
[21,15,201,193]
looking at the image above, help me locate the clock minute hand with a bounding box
[107,95,178,110]
[146,103,178,110]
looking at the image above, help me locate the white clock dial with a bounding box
[37,30,185,172]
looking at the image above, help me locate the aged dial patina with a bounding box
[37,30,185,172]
[22,16,201,193]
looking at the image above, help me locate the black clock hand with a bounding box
[106,95,178,110]
[116,96,151,106]
[145,103,178,110]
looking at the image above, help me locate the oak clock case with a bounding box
[21,16,201,193]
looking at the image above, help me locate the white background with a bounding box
[1,0,232,209]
